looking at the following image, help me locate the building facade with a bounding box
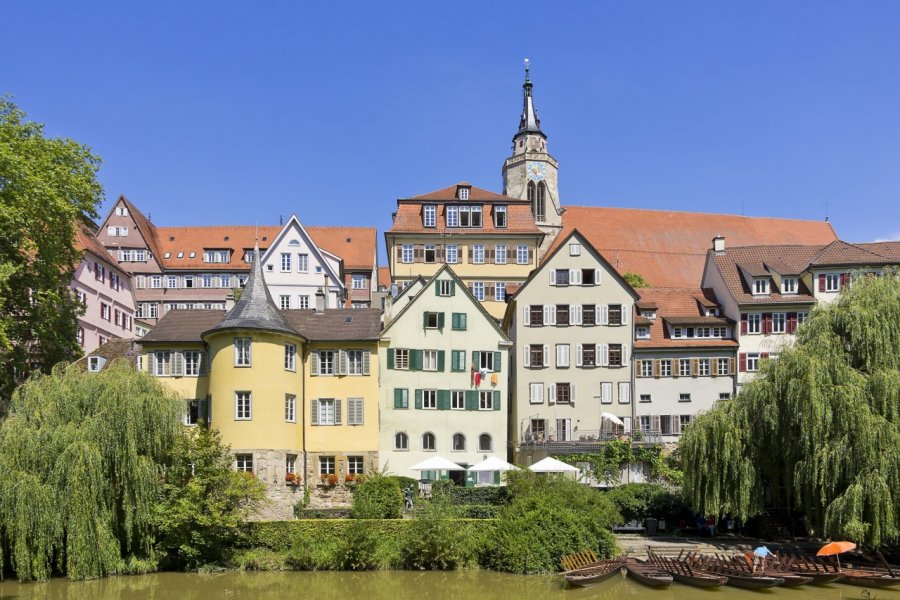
[503,230,639,463]
[140,248,381,518]
[379,265,512,481]
[72,226,136,353]
[95,196,378,325]
[632,287,737,442]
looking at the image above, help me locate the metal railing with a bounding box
[517,427,671,450]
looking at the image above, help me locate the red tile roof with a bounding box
[548,206,838,288]
[388,182,541,236]
[633,287,738,349]
[378,266,391,288]
[809,240,898,267]
[75,226,130,275]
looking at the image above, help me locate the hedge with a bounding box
[240,519,494,553]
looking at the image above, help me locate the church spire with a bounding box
[515,58,545,141]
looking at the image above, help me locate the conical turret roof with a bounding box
[514,61,545,140]
[204,243,298,337]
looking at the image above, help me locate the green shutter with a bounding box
[387,348,395,370]
[438,312,445,329]
[411,349,423,371]
[415,389,423,410]
[434,283,440,296]
[451,350,462,372]
[472,351,480,370]
[423,312,429,328]
[437,350,445,371]
[460,313,466,330]
[450,280,455,296]
[199,398,209,424]
[493,390,501,411]
[394,388,406,409]
[451,313,458,330]
[494,351,502,372]
[493,471,501,485]
[437,389,450,410]
[465,390,478,411]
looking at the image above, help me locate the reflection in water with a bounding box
[0,570,898,600]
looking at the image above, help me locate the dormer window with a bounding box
[458,187,470,201]
[115,206,128,216]
[88,356,107,372]
[494,205,507,228]
[782,278,797,294]
[642,310,657,320]
[203,249,230,263]
[636,326,650,339]
[753,278,770,295]
[423,204,436,228]
[458,206,482,228]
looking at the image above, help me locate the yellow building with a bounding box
[385,183,544,319]
[140,248,381,517]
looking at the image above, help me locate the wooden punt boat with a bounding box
[689,554,785,589]
[840,569,900,588]
[623,558,673,588]
[647,551,727,588]
[776,554,844,585]
[563,559,626,587]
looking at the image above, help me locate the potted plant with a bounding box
[326,473,339,487]
[344,473,359,486]
[285,472,301,486]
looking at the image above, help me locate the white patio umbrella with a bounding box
[601,412,625,426]
[408,455,465,471]
[528,456,579,473]
[467,456,520,472]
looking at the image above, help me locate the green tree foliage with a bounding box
[563,443,683,486]
[682,273,900,546]
[604,483,692,525]
[400,498,475,570]
[0,98,104,404]
[350,474,403,519]
[623,271,649,288]
[154,424,265,569]
[480,471,620,573]
[0,361,181,581]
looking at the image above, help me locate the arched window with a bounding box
[394,432,409,451]
[478,433,492,452]
[535,182,546,222]
[452,433,466,451]
[422,432,436,452]
[527,181,536,217]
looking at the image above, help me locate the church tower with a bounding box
[502,60,563,250]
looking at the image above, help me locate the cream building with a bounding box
[632,288,737,443]
[503,230,639,463]
[379,265,512,482]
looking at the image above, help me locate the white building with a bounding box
[379,265,511,483]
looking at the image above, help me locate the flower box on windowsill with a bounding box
[319,473,339,488]
[285,473,301,487]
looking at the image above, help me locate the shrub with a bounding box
[229,548,287,571]
[399,499,477,570]
[460,504,502,519]
[333,520,385,570]
[296,508,352,519]
[604,483,692,527]
[385,475,419,496]
[479,471,620,574]
[429,482,508,506]
[351,474,403,519]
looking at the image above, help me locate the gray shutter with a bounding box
[524,305,531,326]
[338,350,348,375]
[493,390,501,411]
[493,351,502,372]
[172,351,184,376]
[311,351,319,376]
[311,399,319,425]
[335,399,342,425]
[356,398,364,425]
[362,350,370,375]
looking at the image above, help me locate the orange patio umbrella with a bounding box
[817,541,857,570]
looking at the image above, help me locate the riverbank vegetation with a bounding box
[0,362,265,581]
[682,273,900,547]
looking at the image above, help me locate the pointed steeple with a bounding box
[205,243,296,336]
[515,58,545,141]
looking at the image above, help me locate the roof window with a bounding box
[458,187,470,200]
[164,252,171,259]
[177,252,184,258]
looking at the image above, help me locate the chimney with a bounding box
[315,288,326,314]
[323,274,329,308]
[712,235,725,255]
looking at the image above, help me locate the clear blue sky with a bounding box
[4,1,899,256]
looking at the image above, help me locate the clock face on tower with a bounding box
[526,161,546,182]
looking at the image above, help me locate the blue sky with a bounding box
[3,1,899,253]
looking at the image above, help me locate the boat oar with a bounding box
[877,551,896,578]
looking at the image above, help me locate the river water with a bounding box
[1,570,898,599]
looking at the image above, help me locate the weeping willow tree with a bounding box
[682,272,900,546]
[0,360,182,580]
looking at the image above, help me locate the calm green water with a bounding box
[1,570,898,599]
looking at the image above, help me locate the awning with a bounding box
[468,456,520,472]
[408,456,465,471]
[528,456,579,473]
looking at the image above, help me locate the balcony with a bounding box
[517,427,666,453]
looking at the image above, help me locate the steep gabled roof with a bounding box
[548,206,838,288]
[101,195,165,269]
[203,245,297,338]
[809,240,897,267]
[381,264,510,343]
[75,225,131,276]
[711,245,820,305]
[260,215,343,290]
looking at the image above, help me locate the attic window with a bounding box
[636,327,650,339]
[458,187,470,200]
[177,252,184,258]
[168,236,175,241]
[189,252,196,259]
[782,278,797,294]
[345,317,352,323]
[87,356,107,372]
[224,236,230,241]
[642,310,657,320]
[262,236,268,242]
[752,278,770,296]
[288,240,300,246]
[346,237,351,243]
[164,252,171,259]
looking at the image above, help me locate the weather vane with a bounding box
[524,57,530,78]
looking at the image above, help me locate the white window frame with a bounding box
[423,350,438,371]
[446,244,458,263]
[516,244,529,265]
[747,313,761,334]
[298,253,309,273]
[422,389,437,409]
[494,245,507,264]
[782,278,797,294]
[423,204,436,227]
[352,274,366,289]
[494,205,507,228]
[446,206,459,227]
[318,350,335,375]
[473,244,485,264]
[280,253,291,272]
[772,312,786,334]
[698,358,710,376]
[494,282,506,302]
[235,391,252,420]
[402,244,414,264]
[753,278,769,295]
[472,282,485,301]
[451,390,465,410]
[479,391,494,410]
[747,353,760,372]
[285,344,296,371]
[825,273,840,292]
[529,382,544,404]
[234,337,252,366]
[318,398,336,425]
[660,359,672,377]
[569,242,581,256]
[280,295,291,310]
[285,394,296,423]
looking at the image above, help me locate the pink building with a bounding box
[72,227,137,354]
